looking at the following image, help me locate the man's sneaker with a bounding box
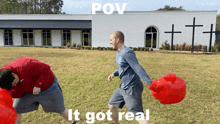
[73,121,80,124]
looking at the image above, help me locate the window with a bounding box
[22,29,33,45]
[4,30,13,45]
[42,30,51,46]
[62,30,70,46]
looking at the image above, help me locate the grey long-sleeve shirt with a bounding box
[113,46,152,90]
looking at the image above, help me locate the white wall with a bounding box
[0,30,4,46]
[34,30,42,46]
[71,30,82,46]
[13,30,22,46]
[92,11,217,49]
[51,30,61,46]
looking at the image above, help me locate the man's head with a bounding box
[0,69,16,90]
[110,31,124,50]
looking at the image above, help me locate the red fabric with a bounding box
[1,57,54,98]
[0,88,17,124]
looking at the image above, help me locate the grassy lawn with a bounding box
[0,47,219,124]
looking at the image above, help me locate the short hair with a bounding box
[0,69,14,90]
[113,31,124,43]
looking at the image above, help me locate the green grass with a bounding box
[0,47,220,124]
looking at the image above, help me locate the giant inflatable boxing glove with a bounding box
[148,73,186,104]
[0,89,17,124]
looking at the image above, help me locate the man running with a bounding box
[108,31,152,124]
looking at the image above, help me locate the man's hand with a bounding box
[108,74,114,81]
[33,87,41,95]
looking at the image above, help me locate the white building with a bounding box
[0,11,217,50]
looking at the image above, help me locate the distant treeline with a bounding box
[0,0,66,14]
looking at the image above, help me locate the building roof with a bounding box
[0,14,92,20]
[94,10,218,15]
[0,20,91,30]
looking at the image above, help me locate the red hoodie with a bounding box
[1,57,54,98]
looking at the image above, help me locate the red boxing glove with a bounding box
[0,89,17,124]
[148,73,186,104]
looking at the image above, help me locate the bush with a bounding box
[176,44,179,50]
[138,47,144,51]
[203,45,207,52]
[214,43,220,52]
[159,47,163,50]
[198,44,202,51]
[132,47,137,51]
[188,45,192,51]
[67,42,71,48]
[172,45,175,50]
[150,48,153,51]
[182,42,187,51]
[161,41,170,50]
[211,46,217,52]
[109,47,113,50]
[73,43,76,47]
[129,47,132,49]
[93,47,98,50]
[102,47,106,50]
[144,47,149,51]
[77,44,82,47]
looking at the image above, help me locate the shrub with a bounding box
[214,43,220,52]
[182,42,186,51]
[88,46,92,50]
[77,44,82,47]
[150,48,153,51]
[211,46,217,52]
[109,47,113,50]
[138,47,144,51]
[179,44,183,51]
[144,47,149,51]
[132,47,137,51]
[172,45,175,50]
[73,43,76,47]
[159,47,163,50]
[93,47,97,50]
[161,41,170,50]
[102,47,106,50]
[67,42,71,48]
[129,47,132,49]
[203,45,207,52]
[176,44,179,50]
[198,44,202,51]
[185,44,189,51]
[70,45,75,49]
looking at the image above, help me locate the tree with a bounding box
[156,5,185,11]
[0,0,65,14]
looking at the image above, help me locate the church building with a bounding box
[0,11,217,50]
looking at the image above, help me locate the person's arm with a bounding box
[124,51,152,86]
[24,60,52,89]
[112,70,119,76]
[8,87,24,98]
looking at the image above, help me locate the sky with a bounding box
[61,0,220,14]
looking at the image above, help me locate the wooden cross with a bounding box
[203,24,220,52]
[185,17,203,53]
[164,24,182,50]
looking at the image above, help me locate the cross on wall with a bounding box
[203,24,220,52]
[164,24,181,50]
[185,17,203,53]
